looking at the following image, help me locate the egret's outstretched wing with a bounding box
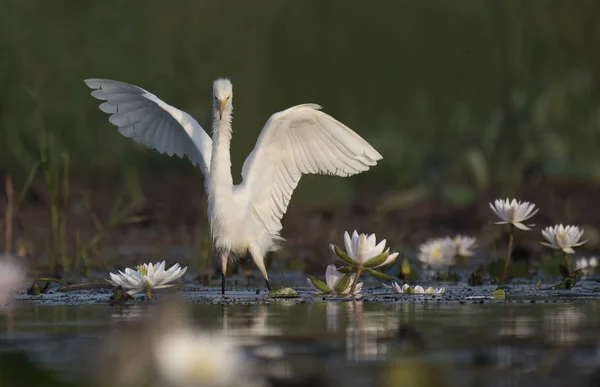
[236,104,382,234]
[84,79,212,176]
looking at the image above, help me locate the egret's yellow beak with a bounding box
[218,99,226,120]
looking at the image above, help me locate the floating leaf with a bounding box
[269,287,298,298]
[308,276,331,293]
[492,289,505,300]
[332,245,358,266]
[333,274,351,294]
[367,269,395,281]
[363,251,390,268]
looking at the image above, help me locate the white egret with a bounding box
[84,78,382,293]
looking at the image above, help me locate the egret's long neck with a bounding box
[208,105,234,224]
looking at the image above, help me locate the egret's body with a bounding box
[85,78,382,293]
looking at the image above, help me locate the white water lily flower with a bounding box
[306,265,363,295]
[418,238,455,269]
[391,282,445,295]
[489,198,539,230]
[451,235,477,257]
[0,258,25,307]
[540,225,587,254]
[106,261,187,295]
[332,230,399,268]
[154,329,247,387]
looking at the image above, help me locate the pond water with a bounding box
[2,285,600,387]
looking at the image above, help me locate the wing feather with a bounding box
[84,78,212,176]
[235,104,382,234]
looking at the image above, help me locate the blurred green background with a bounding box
[2,0,600,270]
[2,0,600,196]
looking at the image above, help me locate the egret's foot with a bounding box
[265,279,271,292]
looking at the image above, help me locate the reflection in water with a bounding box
[221,303,283,342]
[2,300,600,387]
[110,304,148,322]
[543,304,586,344]
[325,302,342,333]
[498,315,536,338]
[344,301,400,361]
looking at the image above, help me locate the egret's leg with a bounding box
[249,246,270,291]
[221,251,229,295]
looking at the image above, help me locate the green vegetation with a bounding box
[1,1,600,195]
[1,1,600,273]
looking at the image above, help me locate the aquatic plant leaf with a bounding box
[308,276,331,293]
[492,289,505,300]
[269,287,298,298]
[27,282,40,295]
[553,269,584,290]
[367,269,395,281]
[468,268,484,286]
[333,274,351,294]
[337,266,357,274]
[333,245,358,266]
[363,251,390,268]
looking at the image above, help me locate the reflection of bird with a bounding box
[85,78,382,293]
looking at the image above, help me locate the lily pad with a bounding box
[491,289,506,300]
[269,287,299,298]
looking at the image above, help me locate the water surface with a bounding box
[2,291,600,387]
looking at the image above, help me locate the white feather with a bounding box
[235,104,381,236]
[84,79,212,176]
[85,78,382,283]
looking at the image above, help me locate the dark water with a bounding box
[2,286,600,387]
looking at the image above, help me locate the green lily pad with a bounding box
[492,289,505,300]
[269,287,299,298]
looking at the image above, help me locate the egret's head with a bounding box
[213,78,233,120]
